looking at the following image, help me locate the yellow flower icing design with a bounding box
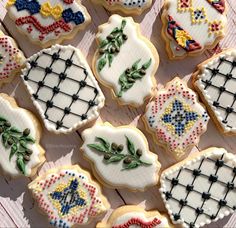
[7,0,16,7]
[40,2,63,20]
[175,30,193,48]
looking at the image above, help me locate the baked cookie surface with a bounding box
[193,49,236,135]
[21,45,105,134]
[7,0,90,47]
[162,0,227,59]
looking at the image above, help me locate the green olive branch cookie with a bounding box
[0,116,35,175]
[87,135,151,170]
[98,20,128,72]
[117,58,152,97]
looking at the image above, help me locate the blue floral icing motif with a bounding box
[50,178,86,216]
[62,9,85,25]
[15,0,40,14]
[162,99,199,137]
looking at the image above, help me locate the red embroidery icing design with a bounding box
[0,37,21,80]
[15,16,71,40]
[64,0,74,4]
[112,217,161,228]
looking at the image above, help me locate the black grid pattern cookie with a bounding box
[193,49,236,134]
[160,148,236,228]
[21,45,105,134]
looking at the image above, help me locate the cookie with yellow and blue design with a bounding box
[7,0,91,47]
[161,0,227,59]
[28,165,110,228]
[143,77,209,160]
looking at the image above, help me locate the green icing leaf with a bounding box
[24,136,36,143]
[9,127,21,134]
[122,160,140,170]
[121,20,127,30]
[99,39,109,48]
[108,54,113,67]
[126,136,135,155]
[17,155,26,175]
[98,57,107,72]
[96,137,110,150]
[142,58,152,69]
[106,154,125,163]
[9,144,17,161]
[132,59,141,70]
[87,143,107,153]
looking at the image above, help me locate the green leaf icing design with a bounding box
[87,135,151,170]
[97,20,128,72]
[117,58,152,97]
[0,116,36,175]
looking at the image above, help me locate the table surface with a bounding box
[0,0,236,227]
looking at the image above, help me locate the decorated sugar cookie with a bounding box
[143,77,209,160]
[92,0,153,15]
[161,0,227,59]
[193,49,236,135]
[0,93,45,178]
[28,165,110,228]
[92,14,159,107]
[21,45,105,134]
[7,0,90,47]
[97,205,172,228]
[160,147,236,228]
[0,31,25,87]
[81,122,161,191]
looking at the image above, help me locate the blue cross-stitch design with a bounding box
[50,179,86,215]
[162,99,199,137]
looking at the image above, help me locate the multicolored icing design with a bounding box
[0,93,45,178]
[7,0,90,47]
[93,14,159,106]
[81,123,161,191]
[28,165,110,228]
[160,147,236,228]
[0,32,25,86]
[193,49,236,135]
[21,45,105,134]
[143,77,209,160]
[96,205,171,228]
[162,0,227,59]
[93,0,153,15]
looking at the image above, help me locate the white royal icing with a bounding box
[160,148,236,228]
[0,95,43,177]
[93,14,158,106]
[21,44,105,134]
[0,32,25,83]
[163,0,227,58]
[144,77,209,160]
[28,165,109,228]
[7,0,90,46]
[194,49,236,134]
[82,123,161,191]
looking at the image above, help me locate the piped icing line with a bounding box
[7,0,91,47]
[0,31,25,85]
[92,0,153,15]
[0,93,45,178]
[21,44,105,134]
[143,77,209,160]
[159,147,236,228]
[81,122,161,191]
[161,0,227,59]
[192,49,236,135]
[93,14,159,107]
[96,205,172,228]
[29,165,110,228]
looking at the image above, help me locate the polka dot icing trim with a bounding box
[144,77,209,160]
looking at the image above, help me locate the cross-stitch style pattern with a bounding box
[7,0,90,46]
[21,45,105,133]
[104,0,149,8]
[160,149,236,228]
[194,50,236,134]
[144,78,209,159]
[28,166,109,228]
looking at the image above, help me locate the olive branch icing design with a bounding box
[87,136,151,170]
[97,20,128,72]
[117,58,152,97]
[0,116,35,175]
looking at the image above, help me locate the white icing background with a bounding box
[0,0,236,227]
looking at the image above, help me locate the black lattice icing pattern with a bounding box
[160,151,236,228]
[199,56,236,130]
[22,46,104,132]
